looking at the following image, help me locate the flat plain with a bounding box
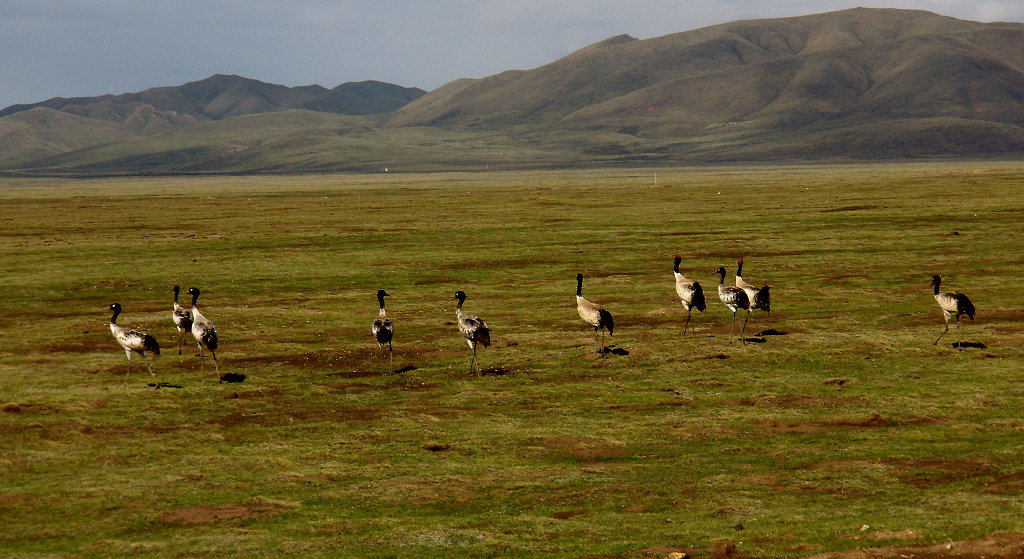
[2,163,1023,558]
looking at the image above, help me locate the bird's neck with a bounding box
[673,259,680,274]
[718,273,726,286]
[737,260,744,277]
[377,294,386,313]
[576,279,583,297]
[933,282,941,296]
[109,310,119,325]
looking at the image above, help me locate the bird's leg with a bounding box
[212,351,219,375]
[956,316,962,352]
[388,343,394,374]
[143,354,158,388]
[178,332,184,357]
[729,311,737,342]
[469,343,477,374]
[124,351,133,386]
[683,310,692,336]
[740,310,750,345]
[933,322,949,346]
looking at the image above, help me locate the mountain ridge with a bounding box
[5,8,1024,175]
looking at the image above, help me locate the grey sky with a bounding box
[3,1,1024,110]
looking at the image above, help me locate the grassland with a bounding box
[1,164,1023,558]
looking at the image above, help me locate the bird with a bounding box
[453,290,491,374]
[371,289,394,372]
[171,285,193,357]
[715,266,751,344]
[931,275,975,350]
[576,273,614,354]
[736,258,771,327]
[673,254,706,335]
[108,303,161,387]
[186,287,219,375]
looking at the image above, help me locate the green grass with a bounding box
[1,163,1023,558]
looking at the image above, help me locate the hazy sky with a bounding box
[3,1,1024,109]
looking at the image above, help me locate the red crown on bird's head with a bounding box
[674,254,681,259]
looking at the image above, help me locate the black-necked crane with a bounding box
[673,254,706,335]
[186,287,219,374]
[171,285,193,357]
[736,258,771,326]
[576,273,614,354]
[931,275,975,350]
[108,303,160,387]
[372,289,394,372]
[453,290,490,374]
[715,266,750,344]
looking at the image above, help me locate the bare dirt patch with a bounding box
[528,436,630,463]
[158,502,287,525]
[804,532,1024,559]
[754,413,889,433]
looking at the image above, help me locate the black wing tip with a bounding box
[478,327,491,347]
[144,335,161,355]
[692,283,707,312]
[600,309,614,336]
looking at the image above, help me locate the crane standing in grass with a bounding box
[736,258,771,328]
[171,285,193,358]
[453,290,490,374]
[673,255,706,335]
[108,303,161,387]
[931,275,975,350]
[576,273,614,354]
[186,287,219,374]
[372,289,394,373]
[715,266,751,344]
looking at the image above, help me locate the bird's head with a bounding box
[714,267,727,277]
[187,287,200,297]
[172,285,180,295]
[930,275,941,286]
[377,289,390,299]
[109,303,121,313]
[453,291,467,304]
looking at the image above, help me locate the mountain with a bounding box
[0,74,427,122]
[388,7,1024,160]
[4,8,1024,175]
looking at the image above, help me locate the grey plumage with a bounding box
[454,290,490,374]
[109,303,160,387]
[673,254,706,335]
[576,273,614,354]
[736,258,771,315]
[715,266,750,344]
[186,287,219,375]
[171,285,193,357]
[372,289,394,372]
[931,275,975,349]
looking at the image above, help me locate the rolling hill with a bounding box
[4,8,1024,175]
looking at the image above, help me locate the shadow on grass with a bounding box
[147,382,184,389]
[758,329,787,336]
[953,342,987,349]
[600,346,630,356]
[219,373,247,383]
